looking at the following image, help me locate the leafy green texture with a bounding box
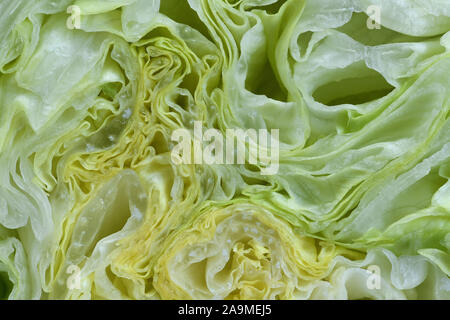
[0,0,448,300]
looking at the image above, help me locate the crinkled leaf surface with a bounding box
[0,0,449,300]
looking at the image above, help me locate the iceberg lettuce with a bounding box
[0,0,448,300]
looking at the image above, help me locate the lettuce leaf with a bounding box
[0,0,448,300]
